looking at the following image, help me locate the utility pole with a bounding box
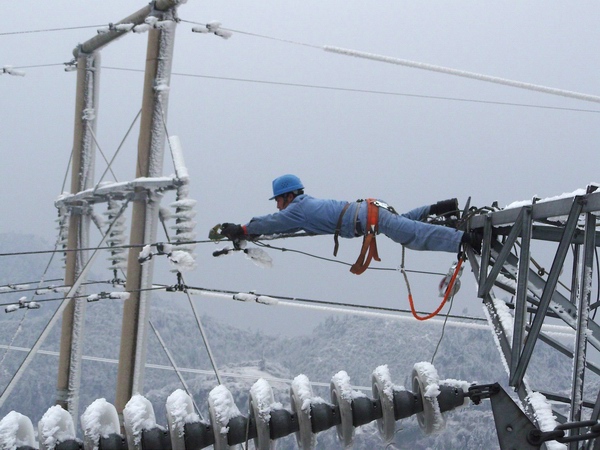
[56,52,99,420]
[114,3,179,417]
[55,0,185,423]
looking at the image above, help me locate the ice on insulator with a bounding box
[145,16,159,26]
[53,286,71,294]
[251,379,280,422]
[115,23,135,31]
[26,302,40,310]
[38,405,77,450]
[87,294,101,302]
[97,26,110,34]
[0,411,36,449]
[412,362,445,434]
[2,66,26,77]
[233,293,257,302]
[109,292,130,300]
[171,199,197,209]
[192,25,209,33]
[133,23,151,33]
[215,29,232,39]
[166,390,201,440]
[373,365,400,402]
[168,250,196,272]
[124,395,159,448]
[206,21,222,31]
[332,371,366,402]
[244,248,273,269]
[172,210,197,220]
[81,398,121,450]
[256,295,278,305]
[5,304,19,313]
[9,284,29,291]
[36,288,51,295]
[209,385,241,432]
[171,221,197,232]
[292,375,311,405]
[291,374,320,449]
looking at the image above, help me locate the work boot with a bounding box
[430,198,459,217]
[461,230,483,254]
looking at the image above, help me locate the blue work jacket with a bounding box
[245,195,359,237]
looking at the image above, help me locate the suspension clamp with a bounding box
[467,383,501,405]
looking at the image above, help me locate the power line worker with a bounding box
[219,174,481,272]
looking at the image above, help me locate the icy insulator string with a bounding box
[55,206,70,269]
[104,199,128,271]
[324,46,600,104]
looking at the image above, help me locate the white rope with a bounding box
[324,46,600,104]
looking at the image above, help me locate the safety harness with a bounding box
[334,199,397,275]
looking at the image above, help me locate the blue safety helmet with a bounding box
[269,174,304,200]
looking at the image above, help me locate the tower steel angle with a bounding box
[465,186,600,446]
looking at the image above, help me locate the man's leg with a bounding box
[378,208,462,252]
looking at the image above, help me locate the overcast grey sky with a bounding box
[2,1,600,335]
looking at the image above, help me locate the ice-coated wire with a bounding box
[324,46,600,104]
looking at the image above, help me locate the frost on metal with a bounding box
[527,392,566,450]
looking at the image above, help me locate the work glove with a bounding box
[220,223,245,240]
[430,198,459,217]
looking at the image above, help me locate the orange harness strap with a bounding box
[350,199,381,275]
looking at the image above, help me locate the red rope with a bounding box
[406,257,464,321]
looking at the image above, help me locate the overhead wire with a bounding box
[0,25,105,36]
[103,66,600,115]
